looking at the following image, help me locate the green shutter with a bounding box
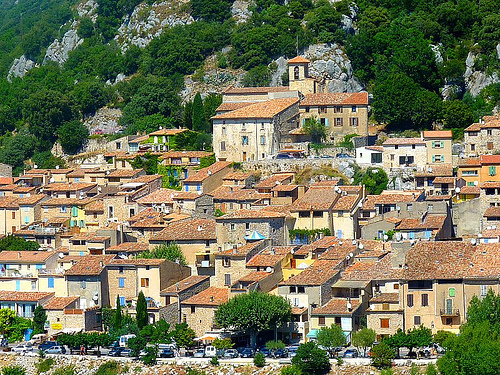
[490,166,496,176]
[432,155,435,162]
[449,288,456,297]
[432,141,435,148]
[440,141,444,148]
[441,155,444,162]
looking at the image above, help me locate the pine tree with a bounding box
[136,291,148,330]
[113,294,123,330]
[32,305,47,335]
[192,92,208,133]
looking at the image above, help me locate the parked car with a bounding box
[121,348,132,357]
[287,346,299,358]
[39,341,58,351]
[224,349,239,359]
[257,347,271,357]
[272,348,289,358]
[336,153,352,158]
[239,348,255,358]
[159,347,175,358]
[204,345,217,357]
[45,346,66,354]
[13,344,33,353]
[320,155,333,158]
[109,347,126,357]
[193,348,205,358]
[276,154,293,159]
[343,349,359,358]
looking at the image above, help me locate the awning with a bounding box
[333,280,370,289]
[245,231,266,241]
[306,329,319,339]
[194,333,220,341]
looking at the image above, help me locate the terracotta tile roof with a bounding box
[50,168,73,174]
[289,127,307,135]
[466,244,500,278]
[300,92,368,106]
[65,255,115,276]
[425,194,452,201]
[288,56,311,63]
[362,191,423,210]
[171,191,200,200]
[480,155,500,164]
[106,242,149,253]
[150,218,216,241]
[45,217,70,225]
[216,241,265,257]
[365,146,383,152]
[255,174,295,189]
[216,209,287,220]
[212,98,299,120]
[281,260,340,286]
[107,169,144,178]
[0,196,19,209]
[44,183,96,192]
[312,298,361,315]
[433,177,456,184]
[24,169,51,175]
[458,158,480,167]
[209,187,268,202]
[481,182,500,188]
[16,194,46,205]
[422,130,452,138]
[109,258,165,266]
[66,169,89,178]
[481,228,500,238]
[0,251,54,263]
[223,172,253,181]
[396,215,446,230]
[0,291,54,302]
[184,161,231,183]
[383,138,425,146]
[464,123,481,131]
[13,186,37,193]
[332,194,360,211]
[84,200,104,212]
[343,254,403,281]
[136,188,177,205]
[272,184,300,192]
[149,128,186,136]
[161,275,210,295]
[237,271,270,283]
[294,236,339,256]
[0,184,17,191]
[181,287,229,306]
[128,175,163,184]
[69,233,110,242]
[129,210,188,229]
[370,293,399,303]
[459,186,480,195]
[311,179,342,187]
[484,206,500,217]
[42,198,83,206]
[404,241,476,280]
[292,307,308,315]
[465,116,500,131]
[246,246,292,267]
[291,186,338,211]
[216,102,253,112]
[43,296,79,310]
[223,86,290,94]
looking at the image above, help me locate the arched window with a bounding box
[294,66,299,80]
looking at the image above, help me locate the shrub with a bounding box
[52,366,76,375]
[2,366,25,375]
[426,364,438,375]
[37,358,54,374]
[370,342,395,369]
[210,356,219,366]
[410,363,421,375]
[141,346,158,365]
[94,361,120,375]
[291,342,330,374]
[380,369,394,375]
[254,352,266,367]
[280,365,302,375]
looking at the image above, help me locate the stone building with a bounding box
[422,130,453,164]
[382,138,427,171]
[464,115,500,156]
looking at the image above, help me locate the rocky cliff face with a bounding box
[7,55,36,82]
[43,24,84,65]
[464,49,500,97]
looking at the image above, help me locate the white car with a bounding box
[12,344,33,353]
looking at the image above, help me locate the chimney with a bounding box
[100,261,104,268]
[210,296,214,302]
[17,252,21,259]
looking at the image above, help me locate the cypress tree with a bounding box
[136,291,148,330]
[114,294,122,330]
[192,92,207,133]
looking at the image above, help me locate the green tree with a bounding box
[192,92,208,133]
[191,0,232,22]
[113,295,123,331]
[303,117,326,144]
[242,65,272,87]
[32,306,47,335]
[137,243,187,266]
[0,235,39,251]
[2,365,25,375]
[370,342,395,369]
[291,342,330,375]
[433,330,456,348]
[353,167,388,195]
[0,309,16,335]
[71,80,110,116]
[170,323,196,348]
[384,329,407,358]
[442,100,474,129]
[316,324,346,358]
[215,292,291,347]
[352,327,376,357]
[127,335,146,357]
[254,352,266,367]
[78,17,94,38]
[136,291,148,330]
[406,326,433,358]
[425,363,438,375]
[142,346,158,365]
[213,338,233,350]
[57,120,89,154]
[280,365,302,375]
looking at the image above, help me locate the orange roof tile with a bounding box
[181,287,229,306]
[106,242,149,253]
[43,296,79,310]
[414,164,454,177]
[396,215,446,230]
[65,255,115,276]
[291,186,338,211]
[161,275,210,295]
[212,98,299,120]
[246,246,292,267]
[216,102,253,112]
[149,128,187,136]
[484,206,500,217]
[0,291,54,302]
[150,218,216,241]
[312,298,361,315]
[223,86,290,94]
[281,260,340,286]
[184,161,231,183]
[216,209,287,220]
[422,130,452,138]
[383,138,425,146]
[0,251,54,263]
[255,174,295,189]
[107,169,144,178]
[300,92,368,106]
[370,293,399,303]
[16,194,46,205]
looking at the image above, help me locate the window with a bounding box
[245,223,250,230]
[394,283,399,290]
[220,141,226,151]
[31,281,36,290]
[488,129,493,136]
[119,278,125,288]
[380,318,390,328]
[449,288,456,297]
[371,153,382,163]
[119,266,124,274]
[294,66,299,80]
[490,166,497,176]
[261,122,265,129]
[290,286,296,293]
[191,306,196,314]
[223,257,231,267]
[11,211,15,219]
[230,223,235,231]
[15,280,20,291]
[488,142,494,150]
[318,316,326,326]
[382,303,390,310]
[224,274,231,286]
[407,204,413,211]
[445,317,453,325]
[338,211,344,217]
[399,156,414,165]
[242,136,249,145]
[319,106,327,114]
[335,118,343,127]
[471,144,476,151]
[335,317,341,325]
[481,285,488,296]
[305,107,310,113]
[352,106,357,113]
[260,135,265,145]
[222,127,226,135]
[414,316,421,325]
[334,106,342,113]
[119,297,125,306]
[48,278,54,289]
[421,294,429,307]
[297,286,305,293]
[407,294,414,307]
[81,281,86,289]
[141,278,149,287]
[313,211,323,217]
[299,211,310,218]
[428,204,434,212]
[432,141,444,149]
[350,117,358,126]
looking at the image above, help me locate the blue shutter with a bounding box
[36,264,43,270]
[15,280,20,291]
[336,230,342,239]
[325,118,329,127]
[119,297,125,306]
[48,278,54,288]
[119,278,125,288]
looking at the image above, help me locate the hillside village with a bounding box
[0,55,498,359]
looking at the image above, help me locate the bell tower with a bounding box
[288,56,315,94]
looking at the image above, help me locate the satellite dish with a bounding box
[265,267,273,273]
[349,252,354,258]
[339,241,343,245]
[455,187,461,194]
[427,167,433,173]
[55,165,60,170]
[395,232,402,241]
[352,240,356,245]
[49,177,55,183]
[34,164,38,169]
[474,181,478,186]
[471,238,477,246]
[58,253,64,259]
[358,243,364,250]
[383,234,389,241]
[291,249,295,254]
[410,239,415,246]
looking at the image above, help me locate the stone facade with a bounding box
[382,142,427,172]
[216,217,289,248]
[66,274,109,310]
[181,305,217,337]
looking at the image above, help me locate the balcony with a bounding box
[440,308,460,316]
[0,270,36,278]
[196,260,214,268]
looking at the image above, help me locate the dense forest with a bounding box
[1,0,500,174]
